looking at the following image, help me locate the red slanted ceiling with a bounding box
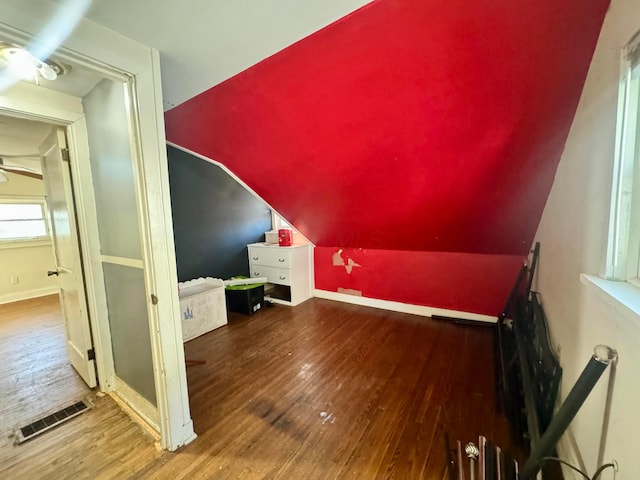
[165,0,609,256]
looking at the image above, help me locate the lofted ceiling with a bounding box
[86,0,374,110]
[163,0,610,255]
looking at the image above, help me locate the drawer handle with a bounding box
[252,256,259,260]
[279,275,286,280]
[278,258,285,262]
[253,272,260,276]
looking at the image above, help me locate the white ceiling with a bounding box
[0,115,52,174]
[28,58,103,98]
[0,41,105,98]
[85,0,373,110]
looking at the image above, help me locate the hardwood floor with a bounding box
[0,294,91,437]
[0,297,520,479]
[0,295,163,479]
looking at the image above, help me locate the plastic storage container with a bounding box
[225,277,265,315]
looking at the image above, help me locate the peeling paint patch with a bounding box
[344,258,360,274]
[332,250,345,266]
[337,287,362,296]
[332,249,362,274]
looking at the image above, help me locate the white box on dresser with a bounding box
[178,277,228,342]
[247,243,313,306]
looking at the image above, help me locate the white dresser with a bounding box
[247,243,313,306]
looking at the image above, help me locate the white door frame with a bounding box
[0,6,195,451]
[0,84,116,389]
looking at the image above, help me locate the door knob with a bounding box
[47,269,60,276]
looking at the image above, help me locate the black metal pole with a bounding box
[521,345,618,479]
[525,242,540,300]
[498,263,528,324]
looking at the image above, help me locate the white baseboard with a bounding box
[0,286,58,305]
[313,289,496,323]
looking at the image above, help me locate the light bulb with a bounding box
[3,47,38,81]
[0,46,57,82]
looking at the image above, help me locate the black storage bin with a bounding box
[225,282,264,315]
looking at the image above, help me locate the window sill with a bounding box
[580,273,640,329]
[0,238,52,250]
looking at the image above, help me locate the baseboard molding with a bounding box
[313,289,496,323]
[0,286,58,305]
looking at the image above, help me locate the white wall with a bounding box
[534,0,640,477]
[86,0,374,109]
[0,173,57,304]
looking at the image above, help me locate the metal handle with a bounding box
[278,258,285,262]
[253,272,260,276]
[279,275,286,280]
[252,256,259,260]
[47,269,60,276]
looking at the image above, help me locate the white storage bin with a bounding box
[178,277,227,342]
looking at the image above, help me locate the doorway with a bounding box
[0,8,195,449]
[0,113,95,442]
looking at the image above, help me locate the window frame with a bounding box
[271,211,291,231]
[607,30,640,286]
[0,195,51,245]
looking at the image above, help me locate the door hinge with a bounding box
[151,294,158,305]
[61,148,70,162]
[87,348,96,361]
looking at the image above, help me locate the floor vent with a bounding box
[13,399,92,445]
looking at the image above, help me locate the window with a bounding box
[607,30,640,284]
[271,211,291,231]
[0,199,49,242]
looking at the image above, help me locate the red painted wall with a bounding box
[315,248,524,316]
[165,0,609,314]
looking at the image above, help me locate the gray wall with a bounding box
[167,146,272,282]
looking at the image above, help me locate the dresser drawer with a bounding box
[248,246,291,268]
[249,265,291,286]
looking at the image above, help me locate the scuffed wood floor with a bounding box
[0,295,91,437]
[1,296,519,479]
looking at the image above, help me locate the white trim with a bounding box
[580,274,640,330]
[0,286,58,305]
[134,53,196,451]
[0,11,196,450]
[0,195,48,202]
[0,78,116,394]
[66,115,116,392]
[101,255,144,269]
[112,377,160,434]
[0,238,51,250]
[167,142,315,247]
[0,82,84,123]
[108,392,161,445]
[313,289,496,323]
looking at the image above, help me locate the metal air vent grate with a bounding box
[13,399,92,444]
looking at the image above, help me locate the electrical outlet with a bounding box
[10,276,19,285]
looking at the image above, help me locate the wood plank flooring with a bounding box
[1,296,520,479]
[0,295,90,436]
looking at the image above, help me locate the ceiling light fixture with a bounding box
[0,42,69,85]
